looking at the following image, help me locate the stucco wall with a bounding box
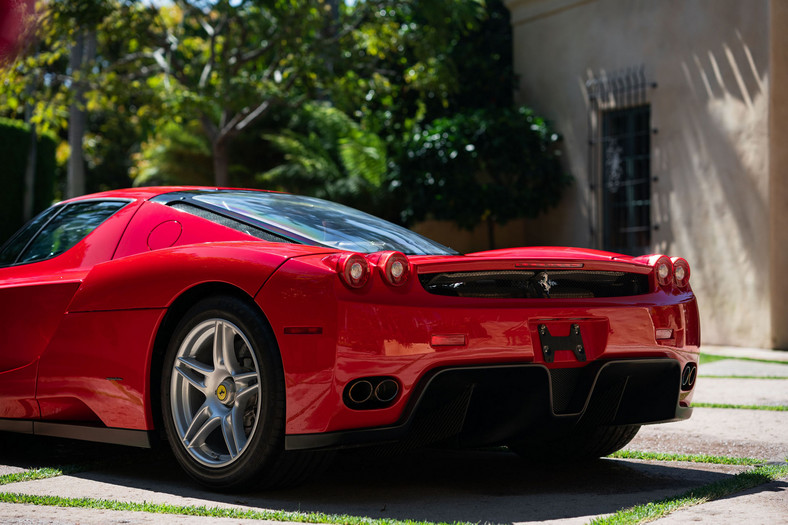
[504,0,771,347]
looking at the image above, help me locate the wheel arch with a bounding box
[148,282,279,436]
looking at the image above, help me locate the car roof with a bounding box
[61,186,270,203]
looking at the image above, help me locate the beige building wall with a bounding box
[504,0,774,348]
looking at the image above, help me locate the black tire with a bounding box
[509,424,641,462]
[161,295,322,490]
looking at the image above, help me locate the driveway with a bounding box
[0,345,786,525]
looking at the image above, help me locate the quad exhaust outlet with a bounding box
[344,377,400,409]
[681,363,697,391]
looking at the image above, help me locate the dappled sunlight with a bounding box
[660,32,769,346]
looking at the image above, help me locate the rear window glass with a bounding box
[193,192,457,255]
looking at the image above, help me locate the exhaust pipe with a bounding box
[374,379,399,403]
[344,377,400,409]
[347,380,373,404]
[681,363,697,391]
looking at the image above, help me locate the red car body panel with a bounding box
[258,254,699,436]
[36,308,166,428]
[0,187,700,453]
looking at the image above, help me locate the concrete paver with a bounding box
[0,347,787,524]
[700,359,788,378]
[0,502,293,525]
[692,377,788,406]
[628,408,788,460]
[0,453,754,525]
[0,466,27,476]
[651,478,788,524]
[702,345,788,362]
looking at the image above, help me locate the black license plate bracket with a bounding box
[538,323,586,363]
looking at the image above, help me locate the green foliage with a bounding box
[0,489,478,525]
[447,0,515,111]
[0,117,56,243]
[0,0,164,199]
[0,467,65,486]
[321,0,568,235]
[691,402,787,411]
[327,1,487,141]
[396,107,571,229]
[260,102,387,211]
[130,121,213,187]
[699,353,788,366]
[1,0,570,239]
[609,450,764,465]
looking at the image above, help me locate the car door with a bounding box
[0,199,133,420]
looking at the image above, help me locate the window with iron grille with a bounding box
[601,105,651,254]
[585,66,655,256]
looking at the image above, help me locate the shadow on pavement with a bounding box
[0,433,746,524]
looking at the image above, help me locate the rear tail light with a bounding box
[654,256,674,288]
[655,328,674,340]
[378,251,411,286]
[671,257,691,288]
[337,253,370,289]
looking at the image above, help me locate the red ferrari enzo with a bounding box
[0,187,699,489]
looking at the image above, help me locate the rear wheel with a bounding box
[161,296,318,490]
[509,424,641,462]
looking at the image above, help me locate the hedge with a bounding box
[0,117,56,244]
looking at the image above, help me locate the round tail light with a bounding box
[655,256,674,288]
[671,257,691,288]
[378,251,411,286]
[337,253,370,289]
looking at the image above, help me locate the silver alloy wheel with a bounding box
[170,318,262,468]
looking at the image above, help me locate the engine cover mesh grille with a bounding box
[418,270,650,298]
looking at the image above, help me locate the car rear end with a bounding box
[256,248,700,451]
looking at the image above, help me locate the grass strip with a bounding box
[691,402,787,412]
[698,375,788,380]
[0,457,119,487]
[0,491,470,525]
[588,462,788,525]
[0,468,66,486]
[699,353,788,366]
[609,450,763,465]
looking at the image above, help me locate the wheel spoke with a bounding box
[175,357,210,393]
[236,382,259,405]
[178,355,213,375]
[221,408,247,459]
[213,321,241,374]
[182,403,220,450]
[233,370,258,388]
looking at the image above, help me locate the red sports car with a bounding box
[0,187,699,489]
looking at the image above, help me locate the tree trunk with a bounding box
[487,215,496,251]
[213,139,230,187]
[66,30,96,198]
[23,99,37,222]
[67,32,85,198]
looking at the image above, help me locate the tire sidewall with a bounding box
[161,295,284,488]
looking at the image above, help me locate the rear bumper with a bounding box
[286,358,690,451]
[258,255,700,438]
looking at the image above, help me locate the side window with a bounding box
[12,201,127,265]
[0,206,61,266]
